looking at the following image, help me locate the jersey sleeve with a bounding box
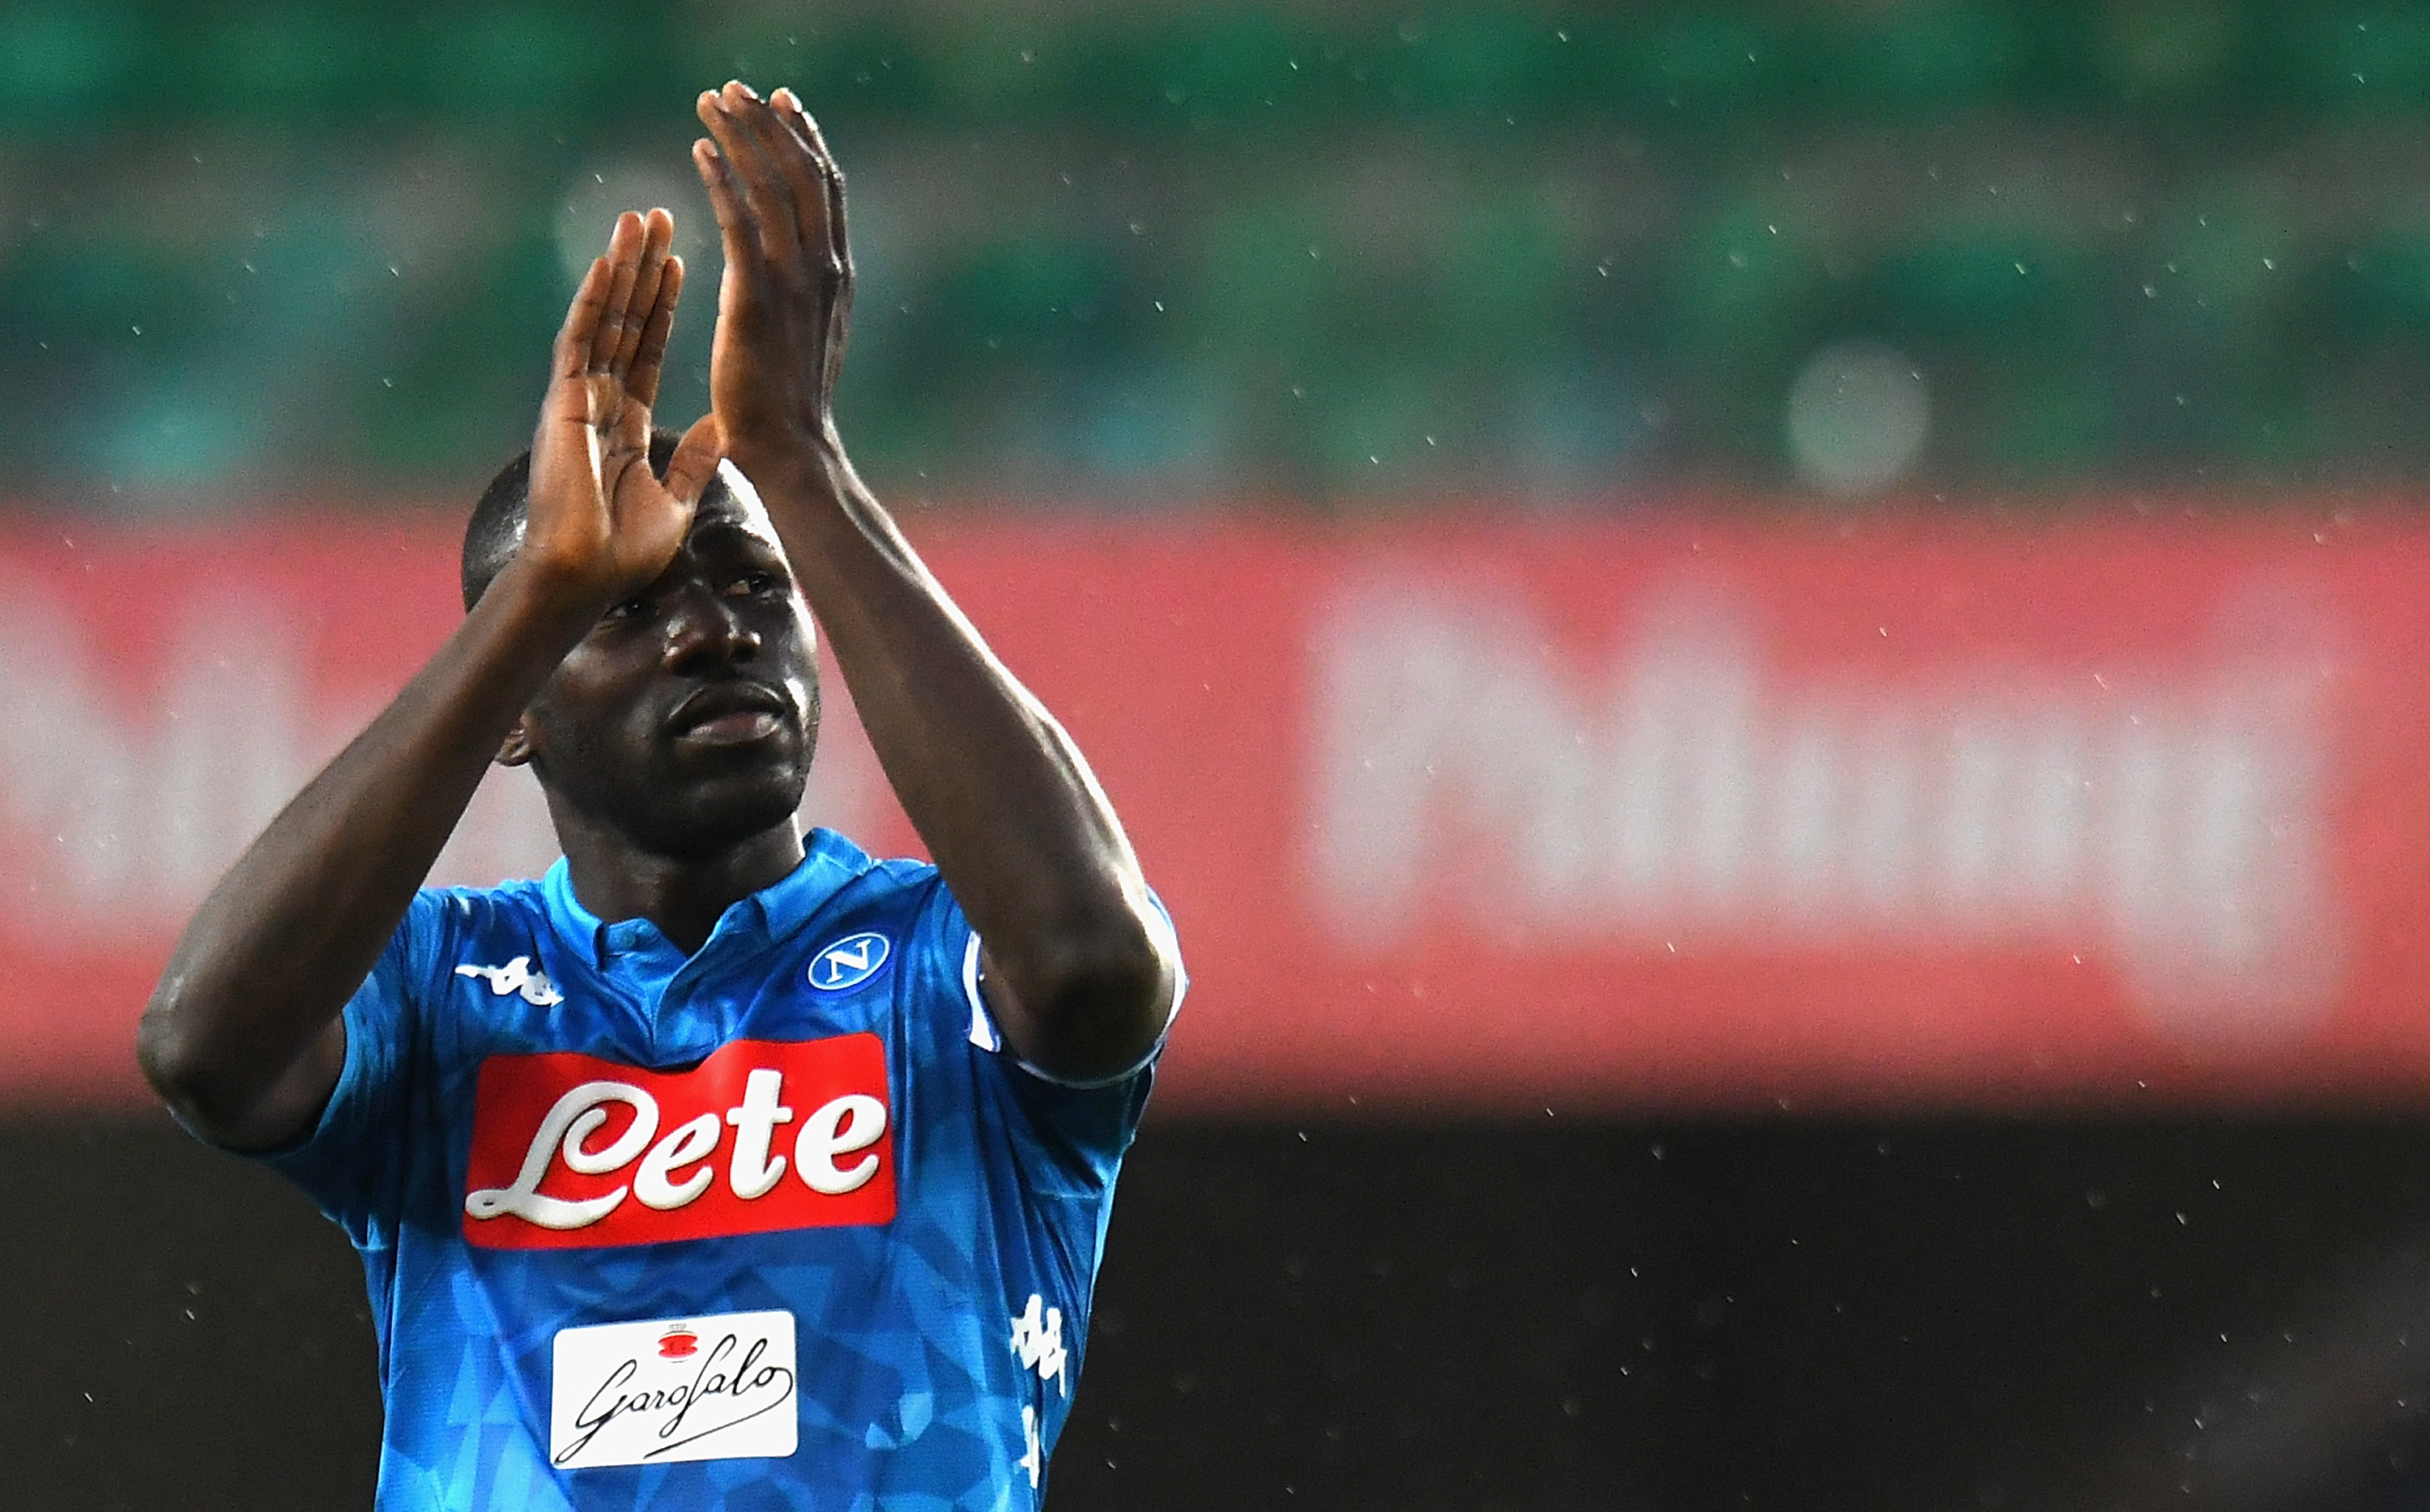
[258,888,455,1242]
[923,881,1184,1192]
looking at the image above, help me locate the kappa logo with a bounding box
[807,931,892,992]
[456,956,564,1007]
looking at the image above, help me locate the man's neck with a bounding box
[556,821,808,956]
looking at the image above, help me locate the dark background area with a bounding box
[20,0,2430,509]
[14,1114,2430,1511]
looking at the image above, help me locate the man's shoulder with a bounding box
[792,828,948,923]
[376,879,558,986]
[407,876,552,934]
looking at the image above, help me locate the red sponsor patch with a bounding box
[461,1035,896,1250]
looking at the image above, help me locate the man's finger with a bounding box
[588,211,646,373]
[772,88,851,274]
[697,90,774,208]
[701,83,796,266]
[629,255,684,411]
[761,88,846,275]
[614,210,677,375]
[724,88,823,262]
[663,413,727,507]
[691,126,764,279]
[553,255,613,388]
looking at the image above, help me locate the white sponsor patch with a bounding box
[548,1310,799,1470]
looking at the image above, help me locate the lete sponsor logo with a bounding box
[463,1036,894,1249]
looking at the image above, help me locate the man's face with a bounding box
[512,474,820,859]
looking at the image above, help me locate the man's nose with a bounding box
[663,585,762,668]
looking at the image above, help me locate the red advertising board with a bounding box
[6,503,2430,1114]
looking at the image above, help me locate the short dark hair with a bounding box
[462,428,701,611]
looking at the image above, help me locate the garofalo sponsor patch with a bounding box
[550,1310,799,1469]
[463,1035,895,1249]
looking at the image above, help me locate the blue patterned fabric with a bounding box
[259,828,1167,1510]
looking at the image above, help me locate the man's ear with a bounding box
[497,715,537,768]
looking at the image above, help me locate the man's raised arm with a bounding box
[691,82,1180,1085]
[137,211,721,1150]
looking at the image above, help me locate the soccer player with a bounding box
[135,81,1182,1509]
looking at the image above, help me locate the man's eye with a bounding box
[603,596,652,622]
[726,572,781,598]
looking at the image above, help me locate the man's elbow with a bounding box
[137,984,194,1097]
[136,985,220,1123]
[1017,929,1179,1084]
[135,986,262,1146]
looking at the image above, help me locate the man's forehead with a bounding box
[691,461,781,545]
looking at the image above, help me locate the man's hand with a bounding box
[524,207,724,608]
[690,81,854,477]
[679,81,1179,1084]
[141,212,738,1152]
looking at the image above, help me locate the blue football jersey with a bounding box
[260,827,1175,1511]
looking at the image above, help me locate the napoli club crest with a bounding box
[808,932,892,992]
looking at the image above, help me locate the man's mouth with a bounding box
[666,684,791,747]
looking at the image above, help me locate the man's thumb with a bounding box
[664,414,727,506]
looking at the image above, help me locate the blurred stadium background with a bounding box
[13,1,2430,1507]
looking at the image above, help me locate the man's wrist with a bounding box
[483,551,616,645]
[730,424,861,510]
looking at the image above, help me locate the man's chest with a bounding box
[458,1033,900,1249]
[426,917,964,1254]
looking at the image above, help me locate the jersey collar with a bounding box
[538,826,880,969]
